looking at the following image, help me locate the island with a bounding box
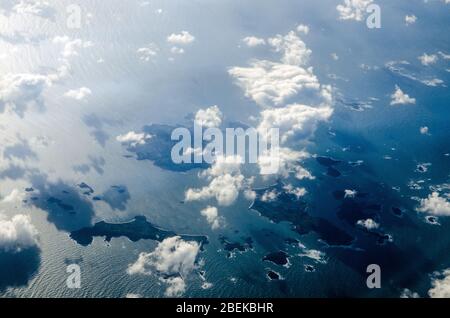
[263,251,289,266]
[70,216,208,247]
[250,183,354,246]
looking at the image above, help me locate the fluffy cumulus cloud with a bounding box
[299,249,327,264]
[186,171,244,206]
[268,31,312,66]
[420,126,430,135]
[229,31,322,107]
[418,53,438,66]
[258,146,313,178]
[195,105,223,128]
[0,0,54,19]
[137,45,158,62]
[390,85,416,105]
[200,206,225,230]
[296,24,309,35]
[429,269,450,298]
[417,192,450,216]
[336,0,373,21]
[12,0,55,19]
[185,155,249,206]
[405,15,417,26]
[164,276,187,297]
[0,73,51,116]
[257,103,333,143]
[167,31,195,45]
[0,214,39,252]
[229,61,319,107]
[242,36,266,47]
[344,189,357,198]
[284,184,307,199]
[261,189,279,202]
[400,289,420,298]
[64,87,92,101]
[127,236,200,297]
[357,218,380,230]
[2,189,26,203]
[0,33,92,116]
[116,131,152,147]
[230,28,333,180]
[53,36,93,58]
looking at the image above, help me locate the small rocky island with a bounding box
[70,216,208,247]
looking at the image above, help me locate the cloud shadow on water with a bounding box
[0,246,41,293]
[96,185,130,211]
[27,176,96,232]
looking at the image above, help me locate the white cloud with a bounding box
[185,155,248,206]
[418,53,438,66]
[116,131,152,147]
[337,0,373,21]
[421,78,444,87]
[230,28,333,181]
[170,46,185,55]
[405,15,417,25]
[164,276,186,297]
[261,189,279,202]
[0,73,51,116]
[268,31,311,66]
[257,103,333,143]
[64,87,92,100]
[244,189,256,200]
[229,61,319,107]
[127,236,200,297]
[186,173,244,206]
[344,189,357,198]
[438,51,450,60]
[429,269,450,298]
[357,218,380,230]
[258,147,310,177]
[284,184,307,199]
[53,36,93,58]
[295,165,315,180]
[229,31,332,110]
[385,61,445,87]
[400,288,420,298]
[390,85,416,105]
[13,0,55,19]
[2,189,25,203]
[200,206,225,230]
[195,105,223,128]
[417,192,450,216]
[0,214,39,252]
[167,31,195,45]
[202,155,243,177]
[137,45,158,62]
[0,32,78,116]
[420,126,430,135]
[296,24,310,35]
[299,249,327,264]
[242,36,266,47]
